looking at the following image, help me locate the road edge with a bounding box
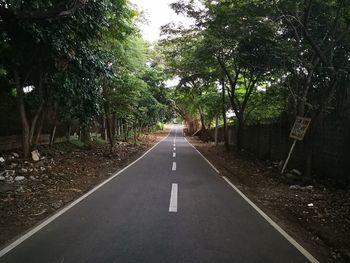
[185,136,319,263]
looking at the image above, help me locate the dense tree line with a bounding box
[161,0,350,176]
[0,1,174,157]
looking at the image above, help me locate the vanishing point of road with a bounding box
[0,125,318,263]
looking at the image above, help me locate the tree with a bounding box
[273,0,350,176]
[0,0,135,157]
[165,0,281,150]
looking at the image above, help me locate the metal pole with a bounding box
[281,139,297,175]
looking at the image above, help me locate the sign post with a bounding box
[281,117,311,174]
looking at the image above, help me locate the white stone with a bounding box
[12,153,19,158]
[0,175,5,181]
[0,157,5,163]
[15,176,25,181]
[31,150,40,162]
[9,163,18,169]
[289,185,300,190]
[5,170,15,176]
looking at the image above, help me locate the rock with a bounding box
[5,170,15,177]
[34,209,47,216]
[35,160,45,167]
[0,175,5,181]
[20,168,28,173]
[11,153,19,158]
[40,167,46,172]
[6,178,14,183]
[14,176,25,181]
[16,186,25,193]
[52,200,63,209]
[291,169,302,176]
[0,157,5,163]
[289,185,300,190]
[31,150,41,162]
[307,203,314,207]
[9,163,18,169]
[306,185,314,191]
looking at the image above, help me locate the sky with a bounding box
[130,0,193,42]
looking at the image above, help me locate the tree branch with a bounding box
[0,0,87,20]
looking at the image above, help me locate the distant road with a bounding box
[0,125,316,263]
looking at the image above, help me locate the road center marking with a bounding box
[169,183,178,212]
[173,153,176,158]
[172,162,176,171]
[173,147,176,151]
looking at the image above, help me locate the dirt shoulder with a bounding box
[187,136,350,263]
[0,131,168,248]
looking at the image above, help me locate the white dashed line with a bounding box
[173,153,176,158]
[172,162,176,171]
[169,183,178,212]
[173,147,176,151]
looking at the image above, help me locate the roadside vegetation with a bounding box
[0,0,174,158]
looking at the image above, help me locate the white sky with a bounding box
[131,0,193,42]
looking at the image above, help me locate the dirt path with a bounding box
[0,131,168,247]
[188,137,350,263]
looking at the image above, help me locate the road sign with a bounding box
[289,117,311,141]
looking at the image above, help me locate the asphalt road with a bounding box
[0,125,316,263]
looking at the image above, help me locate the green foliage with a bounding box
[0,0,176,156]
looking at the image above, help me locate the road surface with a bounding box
[0,125,316,263]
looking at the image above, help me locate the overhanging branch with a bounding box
[0,0,87,20]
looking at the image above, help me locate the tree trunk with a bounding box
[14,69,30,158]
[106,115,115,153]
[133,125,137,145]
[124,123,128,142]
[81,126,91,144]
[117,119,121,137]
[34,111,45,146]
[221,79,229,151]
[199,110,206,131]
[215,114,219,147]
[66,122,71,142]
[236,115,245,151]
[101,118,107,140]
